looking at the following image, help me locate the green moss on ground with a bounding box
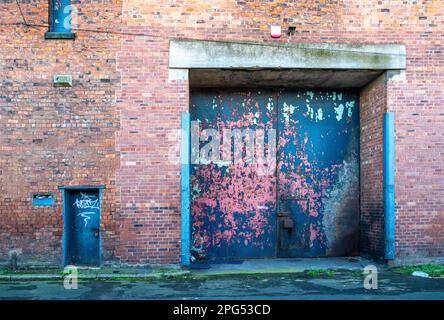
[390,264,444,277]
[0,268,63,275]
[0,266,187,281]
[305,269,335,278]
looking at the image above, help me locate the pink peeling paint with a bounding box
[192,161,276,250]
[191,89,359,259]
[309,224,318,242]
[191,93,278,257]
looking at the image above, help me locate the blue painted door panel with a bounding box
[277,90,360,257]
[190,90,278,261]
[68,190,100,265]
[190,89,360,260]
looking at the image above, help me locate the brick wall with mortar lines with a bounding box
[0,0,122,264]
[388,68,444,259]
[359,74,387,259]
[117,0,443,263]
[1,0,443,264]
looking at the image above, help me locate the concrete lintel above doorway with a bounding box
[169,39,406,71]
[188,68,385,89]
[169,39,406,89]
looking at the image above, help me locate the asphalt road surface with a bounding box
[1,271,443,300]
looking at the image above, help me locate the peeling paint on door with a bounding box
[190,89,360,261]
[190,91,278,260]
[277,90,360,257]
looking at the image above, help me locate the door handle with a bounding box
[90,228,100,237]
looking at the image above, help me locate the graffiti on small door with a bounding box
[73,192,99,227]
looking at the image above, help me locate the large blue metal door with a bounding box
[68,190,101,265]
[190,89,360,260]
[277,90,360,257]
[190,90,278,261]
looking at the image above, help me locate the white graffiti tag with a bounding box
[76,211,96,228]
[73,193,99,227]
[73,192,100,209]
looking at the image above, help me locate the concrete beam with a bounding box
[189,68,384,89]
[169,39,406,70]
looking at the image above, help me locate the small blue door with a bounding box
[68,189,101,265]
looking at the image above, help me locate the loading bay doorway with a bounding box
[189,89,360,261]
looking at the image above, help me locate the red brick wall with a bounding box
[388,71,444,259]
[116,1,444,263]
[359,74,387,259]
[115,34,188,263]
[0,1,122,264]
[1,0,443,264]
